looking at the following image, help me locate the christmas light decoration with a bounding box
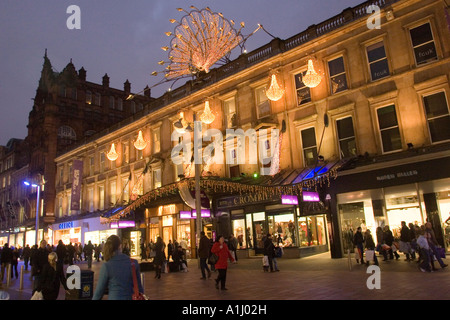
[106,143,119,161]
[133,130,147,151]
[200,101,215,124]
[265,74,285,101]
[302,59,322,88]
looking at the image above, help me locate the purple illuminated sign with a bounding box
[281,195,298,205]
[179,209,211,219]
[302,191,320,202]
[110,221,135,229]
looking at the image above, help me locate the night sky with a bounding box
[0,0,364,146]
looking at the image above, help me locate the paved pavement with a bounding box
[1,252,449,301]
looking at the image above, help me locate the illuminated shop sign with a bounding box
[281,195,298,205]
[59,221,74,229]
[110,221,135,229]
[302,191,320,202]
[179,209,211,219]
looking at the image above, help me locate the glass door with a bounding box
[130,231,141,257]
[252,212,266,254]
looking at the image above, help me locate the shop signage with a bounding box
[110,221,135,229]
[281,195,298,205]
[303,191,320,202]
[179,209,211,219]
[376,170,418,181]
[217,193,279,209]
[59,221,74,230]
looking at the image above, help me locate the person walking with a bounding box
[11,247,19,279]
[353,227,365,264]
[409,223,417,260]
[36,252,69,300]
[92,235,144,300]
[416,227,432,272]
[0,243,12,282]
[263,233,276,272]
[400,221,412,261]
[211,235,235,291]
[167,240,174,262]
[364,230,379,266]
[56,240,67,270]
[153,236,165,279]
[228,234,238,262]
[425,222,448,270]
[32,240,50,293]
[67,242,75,265]
[23,244,31,271]
[84,240,94,269]
[198,231,212,280]
[382,225,399,260]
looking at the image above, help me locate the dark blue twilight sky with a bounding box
[0,0,364,146]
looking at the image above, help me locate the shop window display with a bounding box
[268,213,296,247]
[232,219,246,249]
[298,216,326,247]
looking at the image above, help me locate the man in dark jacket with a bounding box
[1,243,12,282]
[56,240,67,270]
[23,244,31,271]
[400,221,412,261]
[84,241,94,268]
[263,234,276,272]
[353,227,365,264]
[198,231,212,279]
[33,240,49,293]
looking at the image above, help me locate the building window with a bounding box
[377,105,402,153]
[98,185,105,211]
[294,71,311,105]
[153,168,162,189]
[130,101,136,113]
[117,98,123,111]
[89,156,94,176]
[86,91,92,104]
[94,92,101,105]
[336,117,357,158]
[153,128,161,154]
[366,41,390,81]
[58,197,63,217]
[122,177,130,204]
[301,127,318,167]
[59,166,64,186]
[255,86,271,119]
[328,56,348,94]
[88,187,94,212]
[109,96,115,109]
[110,180,117,207]
[409,22,438,66]
[223,97,237,128]
[122,142,130,164]
[423,91,450,143]
[100,152,106,173]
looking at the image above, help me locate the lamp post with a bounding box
[24,175,42,246]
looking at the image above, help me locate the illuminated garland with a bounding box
[105,165,340,222]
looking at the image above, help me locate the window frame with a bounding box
[375,104,403,154]
[422,90,450,144]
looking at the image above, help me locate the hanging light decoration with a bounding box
[302,59,322,88]
[174,112,189,133]
[200,101,215,124]
[133,130,147,151]
[107,143,119,161]
[265,73,285,101]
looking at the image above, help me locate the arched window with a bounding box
[58,126,77,146]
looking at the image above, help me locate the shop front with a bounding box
[218,192,329,258]
[329,155,450,258]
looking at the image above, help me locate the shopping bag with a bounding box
[365,250,375,261]
[262,255,269,267]
[354,247,362,261]
[436,247,446,259]
[30,291,43,300]
[381,244,391,251]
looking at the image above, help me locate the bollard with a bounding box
[347,249,352,271]
[140,273,145,293]
[19,265,24,290]
[6,264,11,287]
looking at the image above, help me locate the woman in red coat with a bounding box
[211,235,235,290]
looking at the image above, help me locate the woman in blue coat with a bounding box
[92,235,143,300]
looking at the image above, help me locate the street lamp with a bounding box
[24,176,42,246]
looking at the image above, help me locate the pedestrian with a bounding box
[32,240,50,293]
[425,222,448,270]
[409,223,417,260]
[153,236,165,279]
[382,225,399,260]
[228,234,238,262]
[263,233,276,272]
[167,240,174,262]
[173,245,188,272]
[0,243,12,282]
[84,240,94,268]
[67,242,75,265]
[353,227,365,264]
[364,230,379,266]
[36,252,69,300]
[95,244,101,262]
[23,244,31,271]
[376,226,384,254]
[11,247,19,279]
[92,235,143,300]
[56,240,67,270]
[198,231,212,279]
[140,240,147,261]
[211,235,235,291]
[400,221,412,261]
[416,227,432,272]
